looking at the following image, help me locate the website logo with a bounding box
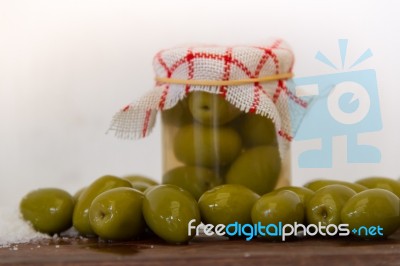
[188,220,384,241]
[289,39,382,168]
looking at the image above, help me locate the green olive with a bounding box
[142,185,201,244]
[198,184,260,226]
[270,186,315,206]
[306,185,356,228]
[73,187,86,204]
[341,189,400,239]
[188,91,241,126]
[211,166,229,184]
[162,97,193,126]
[173,124,242,168]
[73,175,132,236]
[89,187,145,241]
[162,166,219,200]
[304,179,367,193]
[20,188,74,234]
[356,176,400,198]
[251,190,304,239]
[225,146,281,195]
[236,114,277,148]
[124,175,159,192]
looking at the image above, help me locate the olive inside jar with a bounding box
[162,91,284,197]
[109,40,305,199]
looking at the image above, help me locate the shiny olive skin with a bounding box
[20,188,74,234]
[142,185,201,244]
[304,179,367,193]
[188,91,241,126]
[306,185,356,227]
[73,175,132,236]
[356,177,400,198]
[251,190,304,237]
[124,175,159,192]
[198,184,260,226]
[162,166,219,200]
[162,98,193,126]
[89,187,145,241]
[173,124,242,168]
[225,146,281,195]
[236,114,277,148]
[270,186,315,206]
[341,189,400,239]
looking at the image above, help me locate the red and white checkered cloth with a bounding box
[108,39,308,159]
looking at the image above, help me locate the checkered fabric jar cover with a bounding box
[108,39,308,159]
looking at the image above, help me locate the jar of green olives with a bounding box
[109,40,305,198]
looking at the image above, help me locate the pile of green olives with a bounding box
[162,92,282,198]
[17,94,400,244]
[20,175,400,244]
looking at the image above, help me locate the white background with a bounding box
[1,0,400,209]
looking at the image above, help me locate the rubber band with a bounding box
[155,73,294,86]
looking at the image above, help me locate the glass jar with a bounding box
[161,91,289,199]
[108,41,299,199]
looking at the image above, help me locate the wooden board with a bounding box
[1,230,400,266]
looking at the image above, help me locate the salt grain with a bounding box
[0,206,50,248]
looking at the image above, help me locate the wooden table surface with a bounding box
[1,230,400,266]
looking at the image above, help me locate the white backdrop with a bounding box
[1,0,400,208]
